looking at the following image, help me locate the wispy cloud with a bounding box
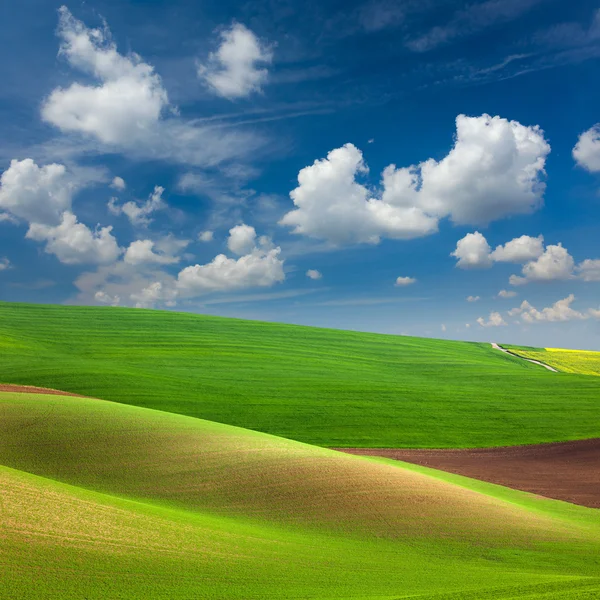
[199,288,321,305]
[406,0,549,52]
[306,296,429,307]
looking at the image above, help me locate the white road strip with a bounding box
[491,343,558,372]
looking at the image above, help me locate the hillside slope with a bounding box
[0,302,599,447]
[2,390,600,599]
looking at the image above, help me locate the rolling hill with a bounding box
[2,389,600,599]
[506,346,600,376]
[0,301,599,447]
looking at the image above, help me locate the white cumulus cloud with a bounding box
[573,124,600,172]
[177,227,284,297]
[108,185,165,226]
[42,6,168,145]
[395,276,416,286]
[476,311,507,327]
[509,244,575,285]
[198,230,214,242]
[26,211,121,265]
[576,259,600,282]
[94,290,120,306]
[498,289,517,298]
[40,8,262,167]
[490,234,544,263]
[451,231,492,269]
[198,23,272,99]
[467,295,480,302]
[130,281,177,309]
[0,158,74,225]
[509,295,588,323]
[227,224,257,255]
[281,115,549,247]
[124,239,180,265]
[110,176,126,191]
[280,143,437,246]
[306,269,322,280]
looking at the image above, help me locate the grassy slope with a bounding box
[1,302,600,447]
[2,390,600,600]
[506,346,600,377]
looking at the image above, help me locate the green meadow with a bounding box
[2,390,600,600]
[0,301,599,447]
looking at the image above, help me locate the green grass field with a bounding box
[0,302,599,447]
[2,390,600,599]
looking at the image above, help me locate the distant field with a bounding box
[2,390,600,599]
[507,346,600,376]
[0,302,600,447]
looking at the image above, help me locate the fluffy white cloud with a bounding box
[130,281,177,309]
[406,114,549,225]
[509,244,575,285]
[306,269,322,280]
[573,124,600,172]
[576,259,600,282]
[94,290,120,306]
[0,159,74,225]
[227,224,257,255]
[280,144,438,246]
[467,295,480,302]
[0,258,11,271]
[281,115,549,247]
[42,7,168,145]
[177,248,284,296]
[476,311,506,327]
[451,232,492,269]
[198,230,214,242]
[177,229,284,297]
[198,23,272,99]
[454,231,600,286]
[490,234,544,263]
[395,276,416,286]
[110,176,126,190]
[124,239,180,265]
[509,295,588,323]
[0,157,121,267]
[26,211,121,265]
[108,186,165,226]
[498,289,517,298]
[41,8,261,167]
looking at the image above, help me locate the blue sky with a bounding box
[1,0,600,349]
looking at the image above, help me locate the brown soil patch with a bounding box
[334,439,600,509]
[0,384,87,398]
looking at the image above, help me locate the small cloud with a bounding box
[498,289,517,298]
[0,257,11,271]
[197,23,273,99]
[368,138,375,144]
[198,230,214,242]
[395,276,416,286]
[477,311,507,327]
[95,290,120,306]
[441,324,447,332]
[110,176,126,191]
[306,269,322,280]
[509,294,588,323]
[467,295,480,302]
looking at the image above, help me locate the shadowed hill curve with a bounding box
[3,391,600,599]
[0,390,595,545]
